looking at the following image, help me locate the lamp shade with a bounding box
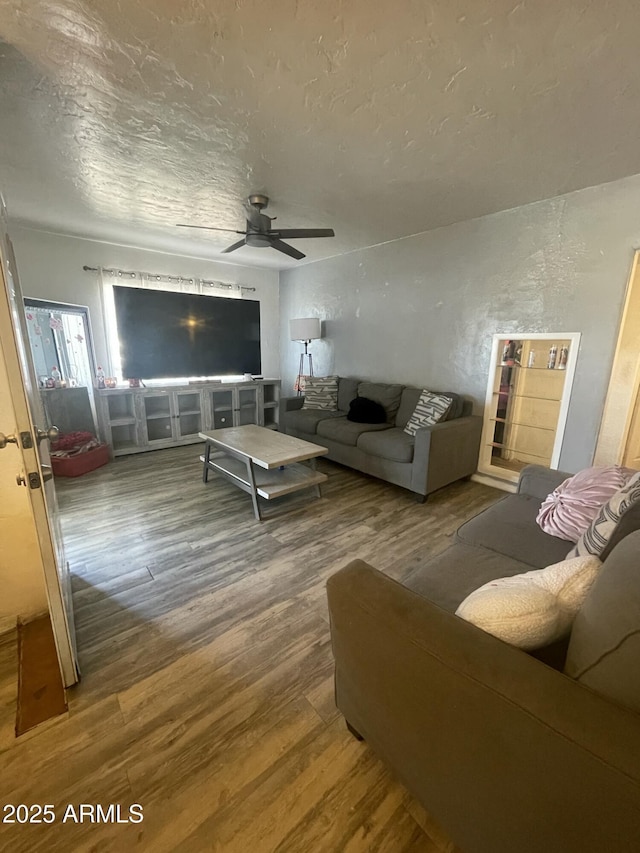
[290,317,321,341]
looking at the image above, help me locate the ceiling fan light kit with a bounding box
[177,195,335,260]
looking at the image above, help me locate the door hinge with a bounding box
[27,471,41,489]
[20,431,33,449]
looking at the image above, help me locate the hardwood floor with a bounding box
[0,445,501,852]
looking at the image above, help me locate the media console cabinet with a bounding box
[97,379,281,457]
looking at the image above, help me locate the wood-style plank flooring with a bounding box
[0,445,501,852]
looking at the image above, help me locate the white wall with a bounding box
[280,173,640,473]
[10,227,281,379]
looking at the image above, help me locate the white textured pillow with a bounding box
[455,555,603,650]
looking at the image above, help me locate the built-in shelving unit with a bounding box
[97,379,281,456]
[479,334,580,485]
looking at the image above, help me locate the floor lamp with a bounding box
[290,317,321,395]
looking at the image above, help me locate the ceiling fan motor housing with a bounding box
[248,193,269,210]
[245,232,272,247]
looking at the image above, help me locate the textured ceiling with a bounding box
[1,1,640,269]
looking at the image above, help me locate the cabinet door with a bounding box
[236,385,259,425]
[142,392,174,444]
[209,388,234,429]
[172,390,203,439]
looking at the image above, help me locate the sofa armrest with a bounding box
[517,464,569,499]
[411,415,482,495]
[279,394,304,428]
[328,560,640,853]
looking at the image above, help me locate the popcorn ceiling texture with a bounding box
[1,1,640,267]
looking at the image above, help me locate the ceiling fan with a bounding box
[176,194,335,260]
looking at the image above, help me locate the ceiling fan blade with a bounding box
[269,239,305,260]
[273,229,335,239]
[221,238,247,254]
[176,224,246,234]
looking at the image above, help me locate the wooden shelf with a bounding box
[200,453,327,499]
[489,418,554,431]
[200,453,328,501]
[109,417,136,426]
[492,390,562,403]
[112,439,139,450]
[488,442,550,459]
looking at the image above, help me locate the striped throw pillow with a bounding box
[303,376,339,410]
[567,471,640,558]
[404,390,453,436]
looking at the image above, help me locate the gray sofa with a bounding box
[327,465,640,853]
[280,377,482,499]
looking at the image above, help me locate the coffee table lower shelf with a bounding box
[200,452,327,517]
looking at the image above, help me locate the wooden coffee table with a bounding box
[199,425,328,520]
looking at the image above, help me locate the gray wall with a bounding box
[280,174,640,473]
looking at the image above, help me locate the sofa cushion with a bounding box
[395,387,463,427]
[565,531,640,714]
[317,416,391,447]
[337,377,359,412]
[567,471,640,558]
[402,543,534,612]
[456,494,575,569]
[455,555,602,651]
[536,465,637,542]
[404,391,453,436]
[285,408,345,436]
[357,382,404,423]
[357,428,415,463]
[302,375,338,410]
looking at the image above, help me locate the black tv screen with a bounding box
[113,286,261,379]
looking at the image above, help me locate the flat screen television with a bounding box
[113,286,261,379]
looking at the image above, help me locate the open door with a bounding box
[0,196,78,686]
[622,388,640,470]
[595,251,640,468]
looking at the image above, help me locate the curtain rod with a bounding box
[82,265,256,293]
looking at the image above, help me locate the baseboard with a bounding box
[471,472,517,493]
[0,609,50,639]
